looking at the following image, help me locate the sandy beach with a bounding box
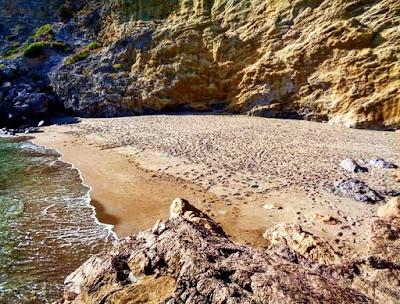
[34,115,400,254]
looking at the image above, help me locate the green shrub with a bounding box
[65,49,89,64]
[23,42,48,58]
[5,35,16,41]
[5,49,19,57]
[87,41,102,50]
[0,63,5,70]
[65,41,102,64]
[33,24,53,40]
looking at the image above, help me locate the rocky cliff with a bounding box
[58,198,400,303]
[1,0,399,129]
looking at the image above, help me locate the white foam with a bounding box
[28,138,118,241]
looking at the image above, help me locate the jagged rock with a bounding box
[369,218,400,264]
[332,179,383,203]
[59,198,400,304]
[340,158,368,173]
[263,223,340,265]
[369,158,398,169]
[377,197,400,220]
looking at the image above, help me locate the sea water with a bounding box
[0,137,115,303]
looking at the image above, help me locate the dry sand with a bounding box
[34,115,400,255]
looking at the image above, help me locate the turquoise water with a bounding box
[0,137,115,303]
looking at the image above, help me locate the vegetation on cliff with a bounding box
[50,0,400,129]
[0,0,399,128]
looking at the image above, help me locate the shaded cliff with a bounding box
[0,0,399,129]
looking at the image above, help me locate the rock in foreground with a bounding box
[59,198,400,304]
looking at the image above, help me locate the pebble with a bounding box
[340,158,368,173]
[369,157,397,169]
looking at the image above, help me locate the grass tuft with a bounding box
[65,41,102,64]
[23,42,48,58]
[65,49,90,64]
[87,41,102,50]
[33,24,53,40]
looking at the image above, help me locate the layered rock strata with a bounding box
[1,0,398,129]
[50,0,400,129]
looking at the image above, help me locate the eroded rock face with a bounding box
[50,0,400,129]
[59,198,400,303]
[1,0,399,129]
[263,223,341,265]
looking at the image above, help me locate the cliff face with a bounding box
[0,0,399,129]
[50,0,400,129]
[58,198,400,303]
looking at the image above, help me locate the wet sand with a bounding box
[33,127,266,246]
[34,115,400,254]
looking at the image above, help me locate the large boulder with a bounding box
[58,198,400,304]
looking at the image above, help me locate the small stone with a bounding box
[340,158,368,173]
[263,203,281,210]
[369,157,397,169]
[2,82,11,88]
[332,178,383,203]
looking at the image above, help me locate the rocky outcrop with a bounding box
[263,223,341,265]
[0,0,63,47]
[49,0,400,129]
[1,0,399,129]
[0,1,99,127]
[0,58,58,127]
[59,198,400,303]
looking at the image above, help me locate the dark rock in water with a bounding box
[340,158,368,173]
[332,179,383,203]
[369,158,397,169]
[58,198,400,304]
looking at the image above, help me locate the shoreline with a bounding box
[33,124,269,246]
[30,137,118,241]
[32,116,400,254]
